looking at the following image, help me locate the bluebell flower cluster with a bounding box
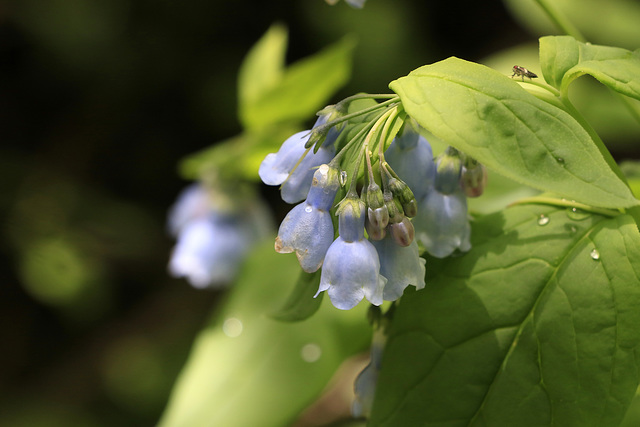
[386,127,481,258]
[260,102,484,310]
[167,184,270,288]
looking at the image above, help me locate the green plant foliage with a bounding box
[540,35,640,99]
[270,270,324,322]
[370,203,640,426]
[389,57,638,208]
[158,240,371,427]
[239,28,355,130]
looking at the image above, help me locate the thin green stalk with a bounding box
[509,196,621,217]
[533,0,586,42]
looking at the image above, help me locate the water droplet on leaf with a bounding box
[590,249,600,260]
[222,317,243,337]
[566,206,590,221]
[537,214,550,226]
[300,343,322,363]
[555,157,565,165]
[339,171,348,186]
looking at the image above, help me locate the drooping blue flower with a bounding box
[384,127,436,201]
[413,189,471,258]
[169,216,250,288]
[275,164,340,273]
[259,117,338,204]
[434,147,463,195]
[167,183,212,236]
[167,184,271,288]
[316,199,386,310]
[371,234,425,301]
[352,329,386,419]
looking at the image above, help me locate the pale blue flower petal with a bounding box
[385,132,435,201]
[317,238,386,309]
[371,234,425,301]
[275,201,335,273]
[169,216,249,288]
[258,131,309,186]
[167,184,211,236]
[274,165,340,272]
[414,189,471,258]
[316,200,386,310]
[280,145,335,204]
[352,329,386,419]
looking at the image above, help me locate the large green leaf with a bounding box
[158,239,370,427]
[240,36,355,130]
[370,204,640,426]
[540,35,640,100]
[237,24,287,120]
[389,57,638,208]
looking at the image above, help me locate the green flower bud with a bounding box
[384,191,403,224]
[366,182,389,229]
[388,178,418,218]
[435,147,463,195]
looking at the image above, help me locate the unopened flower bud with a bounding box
[389,217,415,247]
[384,191,403,224]
[366,182,389,229]
[461,160,487,198]
[365,216,386,241]
[388,178,418,218]
[435,147,463,195]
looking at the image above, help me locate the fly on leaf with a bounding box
[511,65,537,81]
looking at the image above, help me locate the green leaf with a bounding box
[389,57,638,208]
[270,270,324,322]
[540,35,640,100]
[178,126,298,180]
[240,36,355,130]
[237,24,288,119]
[502,0,640,52]
[370,204,640,426]
[158,239,371,427]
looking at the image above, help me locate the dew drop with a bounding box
[555,157,565,165]
[300,343,322,363]
[537,214,550,226]
[590,249,600,260]
[339,171,348,186]
[569,225,578,234]
[222,317,243,338]
[566,206,590,221]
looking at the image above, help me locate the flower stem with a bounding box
[533,0,586,42]
[509,196,621,217]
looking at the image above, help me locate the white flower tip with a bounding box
[259,153,289,186]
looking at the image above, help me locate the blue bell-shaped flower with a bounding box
[316,199,387,310]
[259,117,338,204]
[413,189,471,258]
[384,126,436,201]
[371,234,425,301]
[275,164,340,272]
[169,215,250,288]
[167,184,271,288]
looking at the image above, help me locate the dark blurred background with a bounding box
[1,1,635,425]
